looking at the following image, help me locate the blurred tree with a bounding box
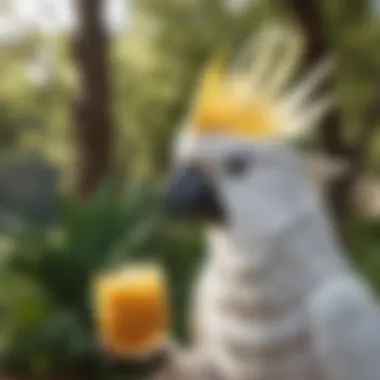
[72,0,115,199]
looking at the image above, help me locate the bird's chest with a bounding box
[192,264,320,380]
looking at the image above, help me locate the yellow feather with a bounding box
[187,24,333,141]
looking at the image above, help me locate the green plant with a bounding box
[0,180,202,378]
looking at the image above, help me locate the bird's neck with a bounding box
[205,210,349,295]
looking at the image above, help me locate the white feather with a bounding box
[261,31,304,98]
[248,25,287,92]
[282,57,335,112]
[286,94,336,138]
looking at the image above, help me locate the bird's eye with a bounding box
[223,155,251,177]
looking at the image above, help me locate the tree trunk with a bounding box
[72,0,114,199]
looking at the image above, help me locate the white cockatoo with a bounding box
[114,24,380,380]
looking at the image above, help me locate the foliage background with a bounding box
[0,0,380,379]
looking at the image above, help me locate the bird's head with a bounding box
[165,25,344,242]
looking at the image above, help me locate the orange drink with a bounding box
[93,263,169,357]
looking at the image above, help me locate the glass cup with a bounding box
[92,263,169,358]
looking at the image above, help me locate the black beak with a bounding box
[165,165,224,222]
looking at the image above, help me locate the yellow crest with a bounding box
[189,25,335,141]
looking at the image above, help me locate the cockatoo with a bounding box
[112,24,380,380]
